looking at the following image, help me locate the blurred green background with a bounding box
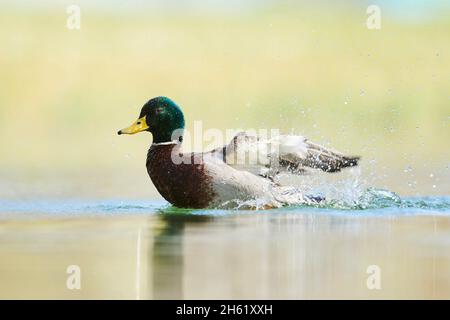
[0,0,449,199]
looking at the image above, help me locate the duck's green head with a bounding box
[118,96,185,143]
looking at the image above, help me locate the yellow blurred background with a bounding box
[0,0,450,301]
[0,0,449,199]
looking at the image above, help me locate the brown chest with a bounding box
[146,145,216,208]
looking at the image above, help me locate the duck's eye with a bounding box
[137,121,141,125]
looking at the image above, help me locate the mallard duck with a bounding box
[118,96,359,209]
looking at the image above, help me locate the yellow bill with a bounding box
[118,116,149,135]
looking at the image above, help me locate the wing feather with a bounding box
[208,132,359,178]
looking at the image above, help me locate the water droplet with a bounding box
[404,165,412,173]
[407,181,417,188]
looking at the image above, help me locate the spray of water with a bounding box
[215,167,449,211]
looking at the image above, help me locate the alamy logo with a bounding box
[366,265,381,290]
[66,265,81,290]
[366,5,381,30]
[66,5,81,30]
[169,122,281,165]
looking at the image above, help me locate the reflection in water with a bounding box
[0,206,449,299]
[151,210,211,299]
[146,212,450,299]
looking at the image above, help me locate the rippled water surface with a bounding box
[0,193,449,299]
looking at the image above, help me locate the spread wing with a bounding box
[208,132,359,178]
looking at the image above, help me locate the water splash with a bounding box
[213,166,450,212]
[214,188,450,212]
[323,187,402,210]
